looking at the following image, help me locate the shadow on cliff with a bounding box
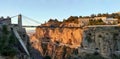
[30,47,43,59]
[26,34,43,59]
[30,47,52,59]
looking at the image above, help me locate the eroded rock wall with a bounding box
[30,25,120,59]
[30,27,83,59]
[82,26,120,57]
[35,27,83,46]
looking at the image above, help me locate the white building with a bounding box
[105,18,118,24]
[91,17,118,24]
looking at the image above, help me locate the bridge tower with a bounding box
[18,14,22,29]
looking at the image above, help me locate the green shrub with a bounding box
[2,25,9,34]
[88,19,106,25]
[0,25,17,56]
[1,46,17,57]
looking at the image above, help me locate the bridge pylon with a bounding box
[18,14,22,29]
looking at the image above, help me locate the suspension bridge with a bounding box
[10,14,120,29]
[10,14,84,29]
[10,14,41,28]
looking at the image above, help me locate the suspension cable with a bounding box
[22,15,41,24]
[10,15,19,18]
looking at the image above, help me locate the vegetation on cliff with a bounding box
[88,19,105,25]
[90,13,120,23]
[41,12,120,27]
[0,25,17,57]
[63,16,79,24]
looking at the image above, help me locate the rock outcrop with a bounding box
[35,27,83,46]
[30,17,85,59]
[82,26,120,58]
[30,27,83,59]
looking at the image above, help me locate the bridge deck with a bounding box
[23,25,120,28]
[22,26,83,28]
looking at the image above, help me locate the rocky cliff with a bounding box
[35,27,83,46]
[30,27,83,59]
[30,16,120,59]
[30,16,85,59]
[30,26,120,59]
[81,26,120,58]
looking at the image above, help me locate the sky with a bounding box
[0,0,120,25]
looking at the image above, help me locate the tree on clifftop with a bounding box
[63,16,79,23]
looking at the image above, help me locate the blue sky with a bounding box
[0,0,120,25]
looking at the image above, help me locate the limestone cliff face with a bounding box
[82,26,120,57]
[29,15,120,59]
[30,27,83,59]
[35,28,83,46]
[29,17,85,59]
[30,28,83,59]
[29,16,120,59]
